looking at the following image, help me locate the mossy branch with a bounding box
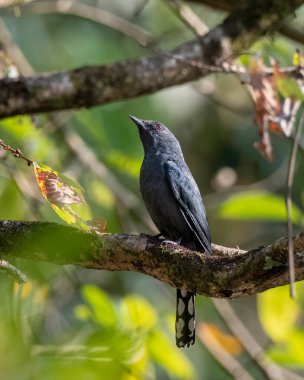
[0,220,303,297]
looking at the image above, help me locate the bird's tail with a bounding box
[175,289,195,348]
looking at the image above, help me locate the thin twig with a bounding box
[212,299,304,380]
[0,259,27,283]
[23,0,155,47]
[0,18,33,75]
[197,323,255,380]
[0,0,34,8]
[287,133,304,158]
[0,139,33,166]
[133,0,150,17]
[286,112,303,298]
[166,0,209,36]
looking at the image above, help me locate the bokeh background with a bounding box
[1,1,304,379]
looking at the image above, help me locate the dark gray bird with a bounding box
[129,115,211,348]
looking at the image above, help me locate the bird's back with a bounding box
[140,150,209,251]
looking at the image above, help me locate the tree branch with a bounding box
[0,0,302,117]
[1,220,304,298]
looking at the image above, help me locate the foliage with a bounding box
[219,190,303,224]
[0,1,304,380]
[258,283,304,367]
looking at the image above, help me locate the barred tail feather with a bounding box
[175,289,195,348]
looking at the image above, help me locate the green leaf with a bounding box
[275,76,304,101]
[106,150,141,177]
[91,180,115,209]
[219,191,303,224]
[81,285,117,328]
[120,295,157,332]
[74,305,91,321]
[0,115,54,161]
[148,330,195,379]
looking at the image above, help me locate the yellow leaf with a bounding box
[148,330,195,380]
[120,295,157,332]
[257,284,302,342]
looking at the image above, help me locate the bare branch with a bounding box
[166,0,209,36]
[1,220,304,298]
[0,0,302,117]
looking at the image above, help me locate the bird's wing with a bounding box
[164,160,211,254]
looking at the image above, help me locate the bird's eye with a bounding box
[153,122,163,131]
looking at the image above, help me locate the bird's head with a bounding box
[129,115,179,154]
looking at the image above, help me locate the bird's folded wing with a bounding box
[164,160,211,254]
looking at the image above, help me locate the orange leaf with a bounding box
[198,323,243,356]
[34,164,84,207]
[33,163,91,230]
[88,217,107,233]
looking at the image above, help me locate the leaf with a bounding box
[74,305,91,321]
[257,284,302,342]
[0,115,54,161]
[106,150,141,178]
[88,217,107,233]
[33,163,90,230]
[293,50,303,66]
[244,56,303,158]
[219,191,303,224]
[81,285,117,328]
[275,76,304,102]
[34,163,84,206]
[246,57,280,160]
[90,181,115,209]
[148,330,195,380]
[199,323,243,356]
[267,330,304,366]
[120,295,157,332]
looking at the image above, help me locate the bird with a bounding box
[129,115,212,348]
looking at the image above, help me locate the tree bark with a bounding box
[1,220,303,298]
[0,0,302,117]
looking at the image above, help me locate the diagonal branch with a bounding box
[1,220,304,298]
[0,0,302,117]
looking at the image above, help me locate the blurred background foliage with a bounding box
[1,0,304,379]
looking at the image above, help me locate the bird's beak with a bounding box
[129,115,146,129]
